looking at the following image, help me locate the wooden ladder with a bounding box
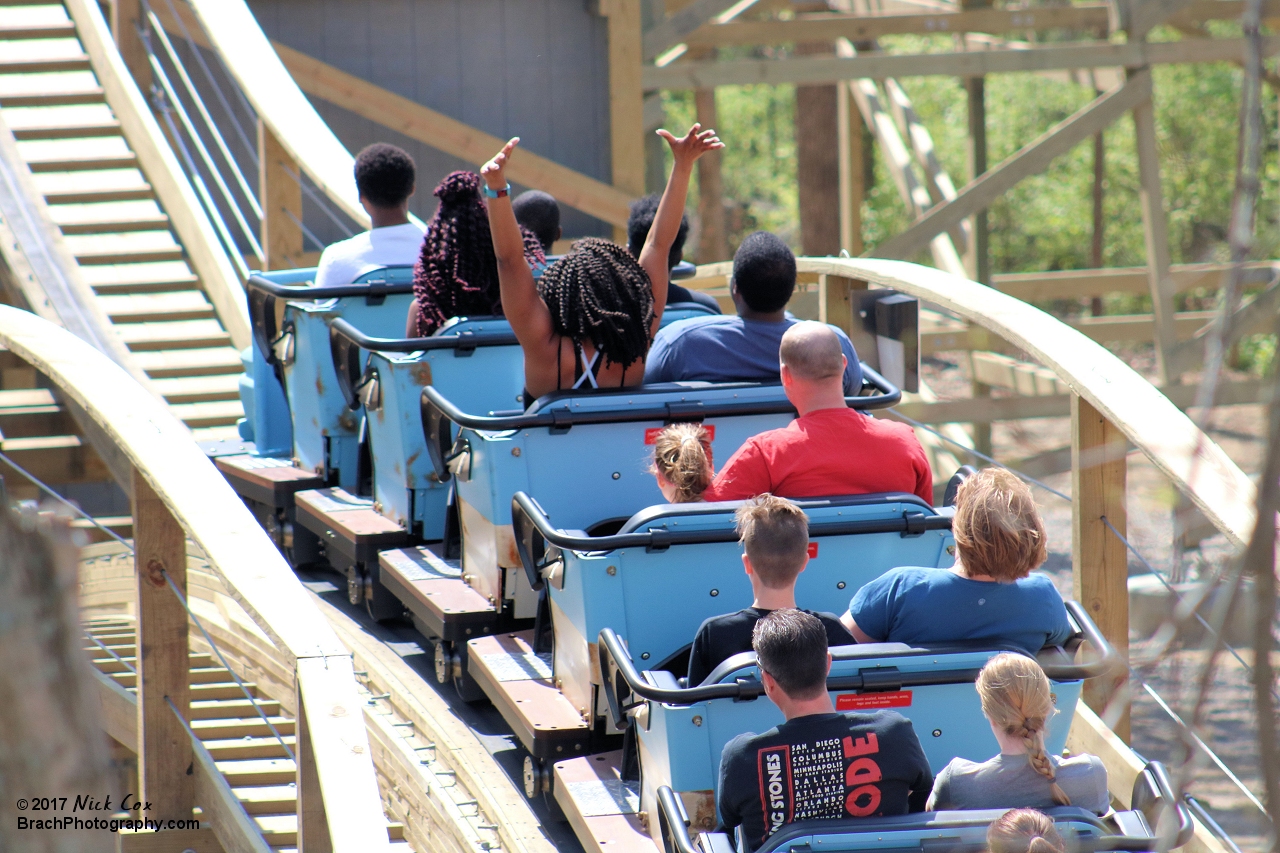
[85,618,412,852]
[0,1,244,440]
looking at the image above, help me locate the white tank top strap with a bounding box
[571,348,601,390]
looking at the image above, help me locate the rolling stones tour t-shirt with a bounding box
[717,710,934,852]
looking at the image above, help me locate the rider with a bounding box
[315,143,423,287]
[406,171,544,336]
[703,322,933,504]
[688,495,853,685]
[479,126,722,406]
[717,610,933,851]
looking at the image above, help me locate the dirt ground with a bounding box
[919,346,1276,851]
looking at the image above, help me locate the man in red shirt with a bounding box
[703,322,934,504]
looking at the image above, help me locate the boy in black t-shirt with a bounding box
[718,610,933,852]
[688,494,853,686]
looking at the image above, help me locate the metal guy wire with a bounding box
[0,449,134,550]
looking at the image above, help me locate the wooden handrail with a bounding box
[65,0,250,350]
[0,307,389,851]
[183,0,370,230]
[689,257,1256,547]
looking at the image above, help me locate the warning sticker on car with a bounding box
[836,691,913,711]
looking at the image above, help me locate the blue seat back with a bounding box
[365,326,524,538]
[280,267,414,486]
[455,383,796,532]
[638,646,1084,796]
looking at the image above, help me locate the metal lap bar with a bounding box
[329,316,518,354]
[423,366,902,432]
[510,490,951,554]
[246,273,415,301]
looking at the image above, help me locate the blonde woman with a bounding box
[986,809,1067,853]
[926,653,1108,814]
[840,467,1071,655]
[650,423,714,503]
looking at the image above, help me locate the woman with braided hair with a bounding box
[405,170,544,336]
[926,653,1109,814]
[986,809,1067,853]
[479,125,723,405]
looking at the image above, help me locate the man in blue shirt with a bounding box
[644,232,862,393]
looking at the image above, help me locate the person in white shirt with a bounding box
[313,143,424,287]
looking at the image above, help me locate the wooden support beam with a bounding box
[110,0,151,97]
[837,78,865,255]
[884,79,969,253]
[642,34,1280,87]
[694,86,728,262]
[993,260,1277,300]
[257,119,301,272]
[1071,396,1130,741]
[270,43,633,228]
[295,655,393,853]
[295,682,333,853]
[643,0,742,60]
[119,828,225,853]
[1130,74,1178,385]
[872,71,1150,263]
[796,43,842,257]
[605,0,646,242]
[132,468,195,821]
[1129,0,1203,38]
[684,4,1112,47]
[1166,271,1280,375]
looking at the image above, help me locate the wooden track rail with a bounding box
[0,305,391,852]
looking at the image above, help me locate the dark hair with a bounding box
[537,238,655,371]
[354,143,416,209]
[512,190,561,254]
[411,171,544,336]
[627,193,688,272]
[732,231,796,313]
[753,609,829,700]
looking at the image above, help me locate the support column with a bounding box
[605,0,645,243]
[1071,395,1130,741]
[795,44,841,257]
[965,72,992,457]
[258,120,302,271]
[694,86,728,262]
[1131,76,1178,385]
[295,683,333,853]
[111,0,152,98]
[133,469,194,819]
[837,82,866,256]
[1090,86,1106,317]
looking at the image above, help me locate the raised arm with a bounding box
[640,124,724,336]
[480,138,553,347]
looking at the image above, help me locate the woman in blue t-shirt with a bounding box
[839,467,1071,655]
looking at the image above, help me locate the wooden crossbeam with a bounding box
[643,0,743,60]
[1165,271,1280,375]
[273,44,633,227]
[871,71,1151,263]
[993,260,1277,300]
[643,34,1280,87]
[683,4,1112,47]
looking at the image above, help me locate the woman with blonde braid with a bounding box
[926,653,1109,814]
[986,809,1068,853]
[650,423,714,503]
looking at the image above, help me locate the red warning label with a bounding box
[645,425,715,444]
[807,542,818,558]
[836,691,913,711]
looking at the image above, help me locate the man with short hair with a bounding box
[512,190,561,254]
[717,610,933,852]
[644,232,861,391]
[688,494,853,686]
[314,144,424,288]
[626,193,721,313]
[702,322,933,504]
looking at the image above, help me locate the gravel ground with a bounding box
[918,344,1276,851]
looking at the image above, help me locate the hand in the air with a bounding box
[481,137,519,190]
[657,123,724,167]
